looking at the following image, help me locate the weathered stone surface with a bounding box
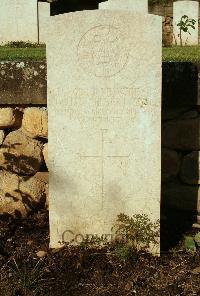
[163,118,200,150]
[47,10,162,250]
[20,172,48,203]
[0,0,38,44]
[0,129,43,175]
[162,16,173,47]
[38,2,50,43]
[0,61,46,105]
[0,130,5,145]
[22,107,48,138]
[181,152,200,184]
[0,108,15,128]
[162,148,180,183]
[36,250,47,258]
[99,0,148,13]
[162,181,199,212]
[43,143,48,168]
[45,184,49,210]
[0,171,27,218]
[0,171,48,218]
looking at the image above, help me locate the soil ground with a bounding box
[0,209,200,296]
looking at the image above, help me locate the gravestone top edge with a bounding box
[49,9,162,21]
[173,0,199,7]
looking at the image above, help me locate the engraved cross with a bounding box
[80,129,129,209]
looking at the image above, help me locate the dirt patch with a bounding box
[0,211,200,296]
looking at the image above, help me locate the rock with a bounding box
[180,110,198,120]
[162,181,199,212]
[162,148,180,183]
[0,108,15,128]
[191,266,200,275]
[162,107,190,121]
[0,129,43,175]
[20,172,49,204]
[22,107,48,138]
[43,143,48,169]
[163,118,200,150]
[0,171,28,218]
[27,240,33,246]
[0,130,5,145]
[45,184,49,210]
[36,250,47,258]
[181,152,200,184]
[0,171,48,219]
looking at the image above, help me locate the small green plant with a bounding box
[9,258,45,296]
[114,245,134,261]
[184,232,200,252]
[113,213,159,257]
[177,15,196,46]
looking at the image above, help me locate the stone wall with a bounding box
[0,107,48,219]
[0,61,200,222]
[162,62,200,224]
[0,61,46,104]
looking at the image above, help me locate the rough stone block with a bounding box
[22,107,48,138]
[0,130,5,145]
[162,181,199,212]
[162,148,180,183]
[181,151,200,184]
[43,143,48,169]
[162,63,198,107]
[0,129,43,175]
[0,108,15,128]
[163,118,200,151]
[0,171,48,219]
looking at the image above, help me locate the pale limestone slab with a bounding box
[47,10,162,251]
[99,0,148,13]
[38,2,50,44]
[173,1,199,46]
[0,0,38,44]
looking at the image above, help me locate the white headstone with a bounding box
[99,0,148,13]
[0,0,38,44]
[47,10,162,252]
[38,2,50,44]
[173,1,199,46]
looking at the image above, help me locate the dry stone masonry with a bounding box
[0,107,48,219]
[0,61,47,105]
